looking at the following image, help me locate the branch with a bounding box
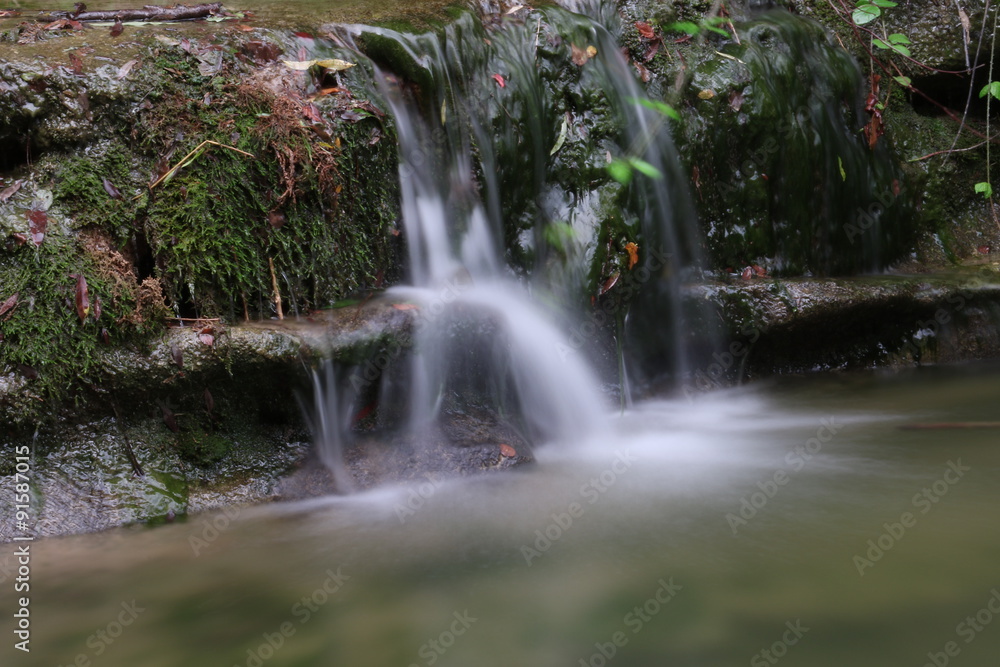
[37,3,224,22]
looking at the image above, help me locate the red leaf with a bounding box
[642,41,660,62]
[301,103,322,123]
[633,60,651,83]
[73,274,90,321]
[0,293,17,318]
[740,267,753,280]
[635,21,656,39]
[599,271,620,295]
[102,177,122,199]
[625,242,639,270]
[500,443,517,458]
[99,328,111,345]
[491,73,506,88]
[27,209,47,246]
[752,264,767,277]
[110,19,124,37]
[977,245,991,254]
[68,50,84,75]
[92,295,102,321]
[11,233,29,246]
[199,333,214,346]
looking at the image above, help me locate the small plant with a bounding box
[851,0,913,87]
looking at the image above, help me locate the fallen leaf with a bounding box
[0,179,23,203]
[392,303,420,311]
[241,40,282,62]
[11,233,29,246]
[267,210,286,228]
[281,58,354,71]
[236,23,255,32]
[116,59,139,79]
[68,50,84,76]
[729,90,744,112]
[0,293,17,318]
[625,241,639,270]
[161,404,179,433]
[633,60,651,83]
[635,21,656,39]
[99,328,111,344]
[27,209,47,246]
[92,295,102,320]
[505,4,525,13]
[500,443,517,458]
[302,102,322,122]
[740,266,753,280]
[199,333,214,346]
[155,35,180,47]
[698,89,716,100]
[491,73,506,88]
[977,245,991,254]
[643,41,659,61]
[170,342,184,369]
[599,271,620,295]
[752,264,767,277]
[110,19,124,37]
[73,274,90,321]
[570,44,591,66]
[587,45,597,58]
[102,177,122,199]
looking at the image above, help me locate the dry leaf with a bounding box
[0,179,23,203]
[635,21,656,39]
[116,59,139,80]
[110,19,124,37]
[73,274,90,321]
[102,177,122,199]
[199,333,214,346]
[625,242,639,270]
[27,209,47,246]
[491,73,506,87]
[0,293,18,318]
[599,271,620,295]
[500,443,517,458]
[698,89,716,100]
[392,303,420,311]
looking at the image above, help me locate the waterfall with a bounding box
[308,0,712,478]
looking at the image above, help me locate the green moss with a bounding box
[175,429,232,465]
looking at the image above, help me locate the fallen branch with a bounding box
[38,3,224,23]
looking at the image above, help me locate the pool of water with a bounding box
[6,362,1000,666]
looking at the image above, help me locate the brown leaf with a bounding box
[633,60,651,83]
[161,405,180,433]
[570,44,592,66]
[99,328,111,345]
[751,264,767,277]
[392,303,419,311]
[11,233,29,246]
[302,103,322,123]
[500,443,517,458]
[27,209,47,247]
[73,274,90,321]
[102,177,122,199]
[625,242,639,270]
[0,293,18,318]
[491,73,506,88]
[267,210,286,229]
[642,41,659,62]
[635,21,656,39]
[977,245,991,254]
[92,295,102,321]
[0,179,22,203]
[729,90,744,112]
[199,333,214,346]
[599,271,620,295]
[110,19,124,37]
[68,50,84,76]
[740,266,753,280]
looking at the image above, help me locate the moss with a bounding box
[175,429,232,465]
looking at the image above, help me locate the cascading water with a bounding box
[306,1,713,475]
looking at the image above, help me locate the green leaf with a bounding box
[629,97,681,120]
[608,159,634,185]
[838,157,846,182]
[627,158,663,180]
[872,38,890,50]
[550,116,569,156]
[891,44,911,57]
[979,81,1000,100]
[852,4,880,24]
[888,33,911,44]
[666,21,699,35]
[975,182,993,198]
[893,75,912,87]
[704,24,731,37]
[870,0,897,7]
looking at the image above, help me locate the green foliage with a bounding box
[974,182,993,198]
[666,16,730,38]
[979,81,1000,100]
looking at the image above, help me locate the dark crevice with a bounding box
[0,135,32,173]
[911,71,999,118]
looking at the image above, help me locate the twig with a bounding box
[167,316,221,322]
[146,140,254,193]
[111,400,145,477]
[37,3,224,23]
[909,138,996,162]
[269,257,284,320]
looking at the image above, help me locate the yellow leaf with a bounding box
[314,59,356,72]
[698,89,716,100]
[586,45,597,57]
[282,59,316,70]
